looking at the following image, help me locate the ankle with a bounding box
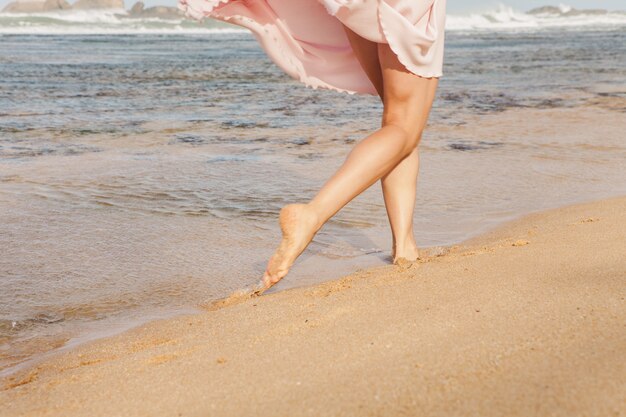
[304,203,326,232]
[393,235,419,255]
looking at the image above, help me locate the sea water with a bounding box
[1,6,625,373]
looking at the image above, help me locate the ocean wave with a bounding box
[447,4,626,31]
[0,4,625,34]
[0,8,246,34]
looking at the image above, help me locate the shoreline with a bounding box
[3,27,625,387]
[0,305,203,379]
[2,195,625,416]
[0,192,620,380]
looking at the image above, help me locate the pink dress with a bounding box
[177,0,447,95]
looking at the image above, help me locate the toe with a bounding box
[262,271,273,289]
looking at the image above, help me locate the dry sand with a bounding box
[1,197,625,417]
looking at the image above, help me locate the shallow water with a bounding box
[1,26,625,373]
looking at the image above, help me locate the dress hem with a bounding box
[178,0,378,95]
[177,0,443,95]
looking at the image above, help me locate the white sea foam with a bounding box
[446,4,626,31]
[0,8,246,34]
[0,25,246,34]
[558,4,573,14]
[0,4,624,34]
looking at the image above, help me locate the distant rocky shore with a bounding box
[527,6,614,16]
[1,0,183,19]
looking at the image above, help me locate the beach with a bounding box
[1,5,626,412]
[2,196,625,416]
[2,26,626,371]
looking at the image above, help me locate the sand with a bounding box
[1,197,625,417]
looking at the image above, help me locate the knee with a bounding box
[382,123,421,158]
[383,104,425,141]
[383,111,425,153]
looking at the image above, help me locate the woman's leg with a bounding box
[343,26,429,262]
[342,26,384,99]
[381,147,420,262]
[380,71,438,262]
[261,42,438,289]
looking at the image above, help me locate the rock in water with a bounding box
[527,6,609,16]
[129,0,144,15]
[2,0,46,13]
[43,0,71,10]
[527,6,563,15]
[122,2,183,20]
[72,0,124,10]
[136,6,182,19]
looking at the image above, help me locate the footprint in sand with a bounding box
[579,217,600,223]
[568,217,600,226]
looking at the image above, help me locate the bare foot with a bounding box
[261,204,320,290]
[392,244,420,264]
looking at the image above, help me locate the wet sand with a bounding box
[1,196,625,417]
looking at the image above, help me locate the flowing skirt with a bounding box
[178,0,447,95]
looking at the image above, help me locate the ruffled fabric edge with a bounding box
[177,0,445,95]
[178,0,375,95]
[377,1,444,79]
[177,0,226,21]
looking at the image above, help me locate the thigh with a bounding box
[342,25,384,99]
[378,43,439,138]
